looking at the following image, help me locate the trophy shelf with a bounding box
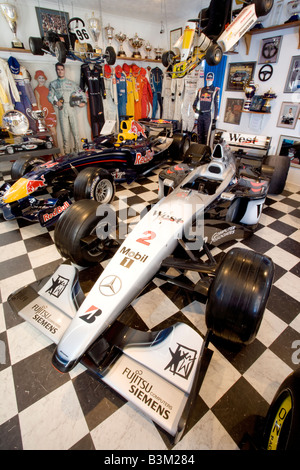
[0,47,31,53]
[116,56,161,63]
[244,20,300,55]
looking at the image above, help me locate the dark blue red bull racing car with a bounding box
[0,119,190,227]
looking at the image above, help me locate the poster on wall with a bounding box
[226,62,256,91]
[277,135,300,167]
[284,55,300,93]
[277,102,300,129]
[224,98,244,125]
[35,7,69,37]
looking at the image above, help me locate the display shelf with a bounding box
[116,55,161,63]
[0,47,31,53]
[244,20,300,55]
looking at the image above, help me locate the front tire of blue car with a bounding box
[74,167,115,204]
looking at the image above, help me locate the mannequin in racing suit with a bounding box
[48,63,86,153]
[181,69,201,132]
[193,72,219,145]
[80,62,106,139]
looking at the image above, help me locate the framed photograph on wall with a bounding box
[284,55,300,93]
[226,62,256,91]
[170,28,182,48]
[277,102,300,129]
[258,36,282,64]
[277,135,300,167]
[35,7,69,36]
[224,98,244,124]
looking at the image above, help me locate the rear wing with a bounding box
[214,130,271,160]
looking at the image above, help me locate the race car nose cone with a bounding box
[2,178,29,203]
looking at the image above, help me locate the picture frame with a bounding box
[226,62,256,91]
[258,36,282,64]
[284,55,300,93]
[170,28,182,48]
[224,98,244,124]
[249,95,266,112]
[277,102,300,129]
[35,7,69,37]
[277,135,300,168]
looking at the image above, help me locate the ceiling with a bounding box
[61,0,211,24]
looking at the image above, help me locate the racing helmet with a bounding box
[69,92,85,107]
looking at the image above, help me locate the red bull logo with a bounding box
[26,176,46,194]
[130,121,147,138]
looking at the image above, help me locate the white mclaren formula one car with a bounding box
[8,138,276,442]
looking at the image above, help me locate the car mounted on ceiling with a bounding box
[0,118,190,226]
[29,17,116,65]
[8,137,277,443]
[162,0,273,78]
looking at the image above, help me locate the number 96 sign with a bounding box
[75,27,91,44]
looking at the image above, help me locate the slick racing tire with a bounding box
[11,156,46,180]
[252,0,273,17]
[162,50,175,68]
[262,368,300,450]
[263,154,290,195]
[183,143,211,165]
[205,43,223,66]
[29,37,44,55]
[74,167,115,204]
[55,41,67,63]
[169,134,191,160]
[54,199,112,266]
[105,46,116,65]
[205,247,274,344]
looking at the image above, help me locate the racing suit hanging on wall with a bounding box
[80,63,106,139]
[150,67,163,119]
[140,67,153,119]
[115,65,127,122]
[181,69,202,132]
[123,63,138,118]
[171,77,185,123]
[193,72,219,145]
[103,64,118,131]
[162,71,174,120]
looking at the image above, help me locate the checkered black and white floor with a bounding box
[0,159,299,451]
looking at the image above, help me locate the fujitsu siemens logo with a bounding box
[99,275,122,296]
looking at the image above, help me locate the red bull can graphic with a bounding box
[26,176,46,195]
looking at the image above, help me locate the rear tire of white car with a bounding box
[74,167,115,204]
[262,368,300,450]
[54,199,112,266]
[263,154,290,195]
[205,43,223,66]
[205,247,274,344]
[253,0,274,17]
[11,156,46,180]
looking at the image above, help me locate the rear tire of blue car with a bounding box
[169,134,191,160]
[183,143,211,165]
[54,199,113,266]
[74,167,115,204]
[205,247,274,345]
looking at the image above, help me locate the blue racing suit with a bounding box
[150,67,163,119]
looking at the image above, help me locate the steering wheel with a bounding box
[262,41,278,60]
[259,64,273,82]
[67,17,85,32]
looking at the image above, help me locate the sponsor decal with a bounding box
[153,209,183,224]
[26,175,46,194]
[99,275,122,296]
[134,149,154,165]
[130,120,147,138]
[42,201,70,222]
[164,343,197,380]
[211,225,236,243]
[45,275,69,298]
[79,305,102,323]
[119,246,148,263]
[228,133,258,145]
[31,303,59,335]
[40,161,59,168]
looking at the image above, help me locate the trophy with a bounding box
[115,32,127,57]
[128,33,144,58]
[144,41,152,60]
[27,108,48,133]
[243,80,258,111]
[154,47,164,60]
[87,12,101,49]
[104,23,114,45]
[0,2,24,49]
[262,89,277,113]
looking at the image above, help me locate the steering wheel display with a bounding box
[259,64,273,82]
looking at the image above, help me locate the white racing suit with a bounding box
[162,72,175,120]
[48,78,86,153]
[181,69,202,132]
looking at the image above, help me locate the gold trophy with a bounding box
[144,41,153,60]
[129,33,144,58]
[27,108,48,133]
[0,2,24,48]
[87,12,101,51]
[154,47,164,60]
[104,23,114,45]
[115,32,127,57]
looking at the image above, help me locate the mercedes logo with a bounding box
[99,275,122,296]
